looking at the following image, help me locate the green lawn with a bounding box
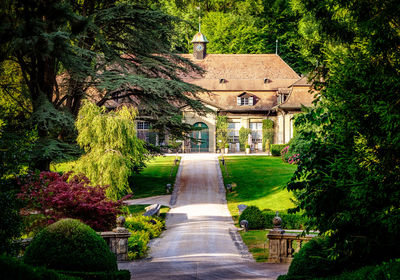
[130,156,180,198]
[220,156,297,219]
[240,230,270,262]
[52,156,180,199]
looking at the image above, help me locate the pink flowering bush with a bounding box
[18,171,129,231]
[288,153,300,164]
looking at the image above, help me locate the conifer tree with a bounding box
[0,0,207,169]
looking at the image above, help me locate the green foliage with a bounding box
[1,0,208,170]
[125,216,164,239]
[271,144,287,156]
[0,188,22,255]
[127,230,150,260]
[315,259,400,280]
[75,101,148,199]
[286,0,400,266]
[262,119,274,152]
[239,127,251,151]
[157,0,310,73]
[0,254,78,280]
[216,116,229,150]
[263,211,306,230]
[24,219,117,273]
[281,237,339,280]
[125,215,165,259]
[239,206,266,229]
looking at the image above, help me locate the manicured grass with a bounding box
[220,156,297,219]
[52,156,180,199]
[240,230,270,262]
[130,156,180,198]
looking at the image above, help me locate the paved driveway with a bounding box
[119,153,289,279]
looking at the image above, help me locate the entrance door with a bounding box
[190,122,209,152]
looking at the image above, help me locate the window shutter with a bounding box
[237,97,241,105]
[249,96,254,106]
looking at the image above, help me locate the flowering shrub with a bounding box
[18,171,128,231]
[281,145,290,162]
[288,154,300,164]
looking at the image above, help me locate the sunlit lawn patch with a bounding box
[220,156,297,222]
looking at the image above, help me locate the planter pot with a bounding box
[245,147,250,154]
[224,148,229,154]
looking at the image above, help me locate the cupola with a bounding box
[191,31,208,60]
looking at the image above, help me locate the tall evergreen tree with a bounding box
[0,0,207,169]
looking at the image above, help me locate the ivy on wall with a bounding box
[262,119,274,152]
[239,127,251,151]
[216,116,229,150]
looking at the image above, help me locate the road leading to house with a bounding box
[119,153,289,279]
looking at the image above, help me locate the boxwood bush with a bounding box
[239,206,266,229]
[0,254,78,280]
[271,144,287,156]
[24,219,117,272]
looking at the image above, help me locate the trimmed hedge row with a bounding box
[238,206,307,230]
[0,254,78,280]
[263,210,307,230]
[271,144,287,156]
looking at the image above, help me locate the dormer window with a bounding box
[237,92,255,106]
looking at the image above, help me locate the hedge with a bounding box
[263,210,307,230]
[0,254,79,280]
[271,144,287,156]
[238,206,266,229]
[238,206,307,230]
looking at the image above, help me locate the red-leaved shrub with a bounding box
[18,171,128,231]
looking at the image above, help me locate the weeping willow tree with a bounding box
[75,101,147,199]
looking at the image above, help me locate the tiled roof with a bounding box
[195,91,277,111]
[275,86,315,110]
[180,54,300,91]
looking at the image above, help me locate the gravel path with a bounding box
[119,153,289,279]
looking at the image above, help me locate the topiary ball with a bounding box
[24,218,117,273]
[239,206,266,229]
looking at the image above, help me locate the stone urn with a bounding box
[245,147,250,154]
[224,147,229,154]
[272,211,285,234]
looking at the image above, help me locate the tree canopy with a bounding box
[0,0,208,169]
[287,0,400,267]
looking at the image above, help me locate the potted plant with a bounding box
[245,144,250,154]
[224,143,229,154]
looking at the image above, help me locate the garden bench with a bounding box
[143,204,161,216]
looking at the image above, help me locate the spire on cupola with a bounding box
[191,12,208,60]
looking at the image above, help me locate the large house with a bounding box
[163,31,314,153]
